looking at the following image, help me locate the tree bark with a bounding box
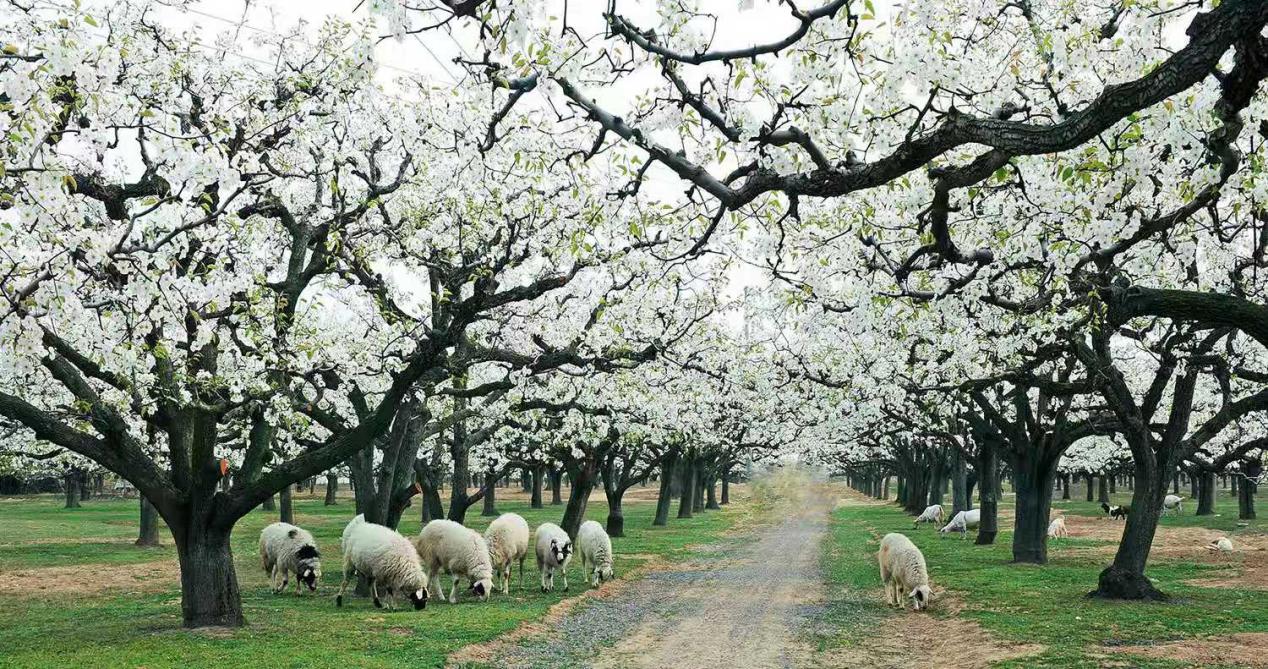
[677,452,696,519]
[325,474,338,505]
[1085,473,1094,501]
[279,485,294,524]
[951,452,969,515]
[482,470,499,517]
[1061,473,1071,500]
[63,470,81,509]
[561,466,596,540]
[531,464,545,509]
[261,495,276,512]
[173,524,243,627]
[654,452,678,526]
[721,467,731,505]
[136,496,160,547]
[975,448,999,545]
[1098,476,1110,504]
[1090,462,1169,601]
[1196,471,1216,515]
[1239,476,1257,520]
[549,467,563,505]
[705,475,720,510]
[1011,452,1057,564]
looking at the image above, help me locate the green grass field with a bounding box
[0,489,744,669]
[817,486,1268,668]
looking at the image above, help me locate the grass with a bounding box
[819,484,1268,668]
[0,489,745,669]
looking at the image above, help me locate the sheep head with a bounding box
[469,578,493,601]
[908,585,932,611]
[408,588,428,610]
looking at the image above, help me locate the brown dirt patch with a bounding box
[1113,632,1268,667]
[0,559,177,598]
[809,604,1043,669]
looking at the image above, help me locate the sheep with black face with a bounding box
[534,522,573,592]
[259,522,322,595]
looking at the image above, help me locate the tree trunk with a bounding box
[928,454,945,506]
[1011,453,1056,564]
[1196,471,1216,516]
[705,476,721,510]
[531,464,545,509]
[325,474,338,505]
[606,491,626,537]
[677,453,696,519]
[279,485,294,524]
[1061,473,1071,500]
[80,474,91,501]
[561,467,596,540]
[174,524,243,627]
[721,468,730,505]
[262,495,276,512]
[136,496,160,547]
[1085,474,1094,502]
[951,452,969,515]
[482,472,499,517]
[883,475,890,500]
[692,460,706,513]
[1090,461,1169,601]
[1098,476,1110,504]
[654,453,678,526]
[975,448,999,545]
[1232,476,1239,497]
[63,471,81,509]
[550,467,563,505]
[521,467,532,492]
[1239,477,1257,520]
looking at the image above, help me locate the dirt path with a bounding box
[473,480,834,669]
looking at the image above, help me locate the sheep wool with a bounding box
[336,514,429,610]
[1207,537,1234,552]
[576,520,614,587]
[913,504,944,528]
[878,533,932,611]
[938,509,981,539]
[1163,495,1185,516]
[259,522,322,595]
[412,519,495,603]
[534,522,573,592]
[484,513,530,594]
[1047,516,1068,539]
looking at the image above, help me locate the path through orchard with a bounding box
[465,475,836,669]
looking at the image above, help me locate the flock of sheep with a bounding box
[257,513,615,611]
[881,494,1237,612]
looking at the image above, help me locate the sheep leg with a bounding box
[336,560,353,608]
[450,574,460,604]
[269,564,281,593]
[427,566,443,600]
[519,556,525,590]
[561,566,569,592]
[371,579,383,609]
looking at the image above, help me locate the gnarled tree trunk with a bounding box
[137,496,160,547]
[324,473,338,506]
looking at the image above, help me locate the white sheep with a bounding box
[1206,537,1234,552]
[534,522,573,592]
[335,514,428,610]
[259,522,323,595]
[412,519,494,603]
[877,533,932,611]
[1047,515,1068,539]
[913,504,944,528]
[1163,494,1185,516]
[938,508,981,539]
[576,520,614,587]
[484,512,530,594]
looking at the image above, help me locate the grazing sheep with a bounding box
[1206,537,1234,552]
[576,520,614,588]
[1101,502,1130,520]
[1163,494,1185,516]
[938,509,981,539]
[912,504,945,529]
[1047,515,1068,539]
[259,522,322,595]
[484,513,530,594]
[877,533,932,611]
[412,519,495,603]
[335,514,428,610]
[534,522,573,592]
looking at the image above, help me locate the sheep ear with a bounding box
[914,589,925,602]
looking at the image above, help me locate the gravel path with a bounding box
[487,490,834,669]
